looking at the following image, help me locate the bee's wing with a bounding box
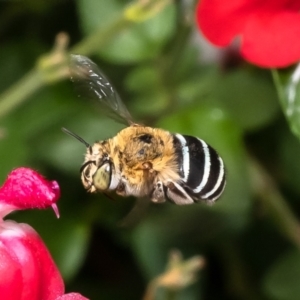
[69,54,134,125]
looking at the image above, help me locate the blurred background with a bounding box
[1,0,300,299]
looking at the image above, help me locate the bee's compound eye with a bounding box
[93,162,111,191]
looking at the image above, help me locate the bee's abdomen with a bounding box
[173,134,226,202]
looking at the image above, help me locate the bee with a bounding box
[63,55,226,205]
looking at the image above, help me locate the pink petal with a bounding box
[0,169,88,299]
[0,221,64,300]
[56,293,89,300]
[0,243,22,300]
[0,168,60,216]
[241,11,300,67]
[196,0,300,67]
[196,0,250,46]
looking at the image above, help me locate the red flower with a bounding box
[196,0,300,68]
[0,168,88,300]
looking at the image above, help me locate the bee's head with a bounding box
[81,143,113,193]
[62,127,113,193]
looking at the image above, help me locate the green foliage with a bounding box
[264,249,300,300]
[213,68,279,130]
[273,66,300,140]
[78,0,176,63]
[1,0,300,299]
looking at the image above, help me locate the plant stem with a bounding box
[0,0,173,117]
[0,16,132,119]
[271,69,285,104]
[249,156,300,248]
[0,0,169,119]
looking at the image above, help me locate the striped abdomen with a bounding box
[173,134,226,202]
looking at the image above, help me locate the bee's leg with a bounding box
[116,181,126,196]
[142,162,157,175]
[164,181,194,205]
[151,181,166,203]
[142,162,152,170]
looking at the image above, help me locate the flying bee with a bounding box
[63,55,226,205]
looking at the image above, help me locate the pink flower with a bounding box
[196,0,300,68]
[0,167,88,300]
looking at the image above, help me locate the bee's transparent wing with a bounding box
[69,55,134,125]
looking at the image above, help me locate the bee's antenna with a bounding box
[61,127,90,148]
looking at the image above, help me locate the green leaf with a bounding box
[0,137,30,183]
[125,66,170,115]
[77,0,120,33]
[213,69,279,131]
[77,0,176,63]
[279,127,300,193]
[264,249,300,300]
[0,40,45,92]
[273,65,300,140]
[126,66,160,92]
[0,83,80,177]
[48,218,91,281]
[132,218,168,278]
